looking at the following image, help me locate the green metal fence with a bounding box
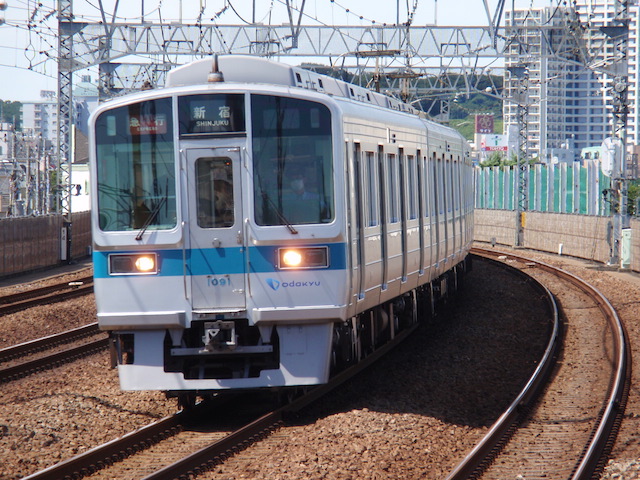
[475,161,611,216]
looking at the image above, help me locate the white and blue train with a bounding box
[89,55,473,398]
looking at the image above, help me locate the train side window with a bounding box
[448,156,454,213]
[378,146,387,226]
[407,154,417,220]
[387,153,399,223]
[421,154,429,220]
[195,157,234,228]
[359,149,370,227]
[437,157,444,216]
[431,153,438,218]
[455,158,461,213]
[366,151,379,226]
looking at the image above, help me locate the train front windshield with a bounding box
[94,98,177,232]
[251,95,334,225]
[94,93,333,233]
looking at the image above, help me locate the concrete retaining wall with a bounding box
[475,209,612,265]
[0,211,91,278]
[473,210,516,247]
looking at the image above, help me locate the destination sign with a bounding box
[179,94,245,135]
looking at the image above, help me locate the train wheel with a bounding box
[177,392,197,411]
[396,291,417,329]
[279,387,308,405]
[429,284,436,318]
[351,317,362,364]
[330,319,360,372]
[417,284,436,321]
[373,305,391,347]
[407,290,418,326]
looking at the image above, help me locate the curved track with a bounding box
[14,250,629,479]
[447,248,631,480]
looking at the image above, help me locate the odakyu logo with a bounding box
[266,278,321,291]
[266,278,281,291]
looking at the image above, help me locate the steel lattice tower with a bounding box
[57,0,74,260]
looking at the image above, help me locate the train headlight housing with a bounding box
[278,247,329,269]
[109,253,158,275]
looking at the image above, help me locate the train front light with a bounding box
[281,250,303,268]
[278,247,328,269]
[109,253,158,275]
[134,255,156,272]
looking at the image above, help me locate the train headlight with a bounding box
[134,255,156,272]
[278,247,329,269]
[281,250,302,267]
[109,253,158,275]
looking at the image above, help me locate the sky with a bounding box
[0,0,558,103]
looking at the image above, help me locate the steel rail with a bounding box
[0,275,94,304]
[447,248,631,480]
[445,249,562,480]
[0,337,108,383]
[520,255,631,480]
[0,282,94,315]
[0,322,100,363]
[20,321,419,480]
[21,411,187,480]
[141,324,419,480]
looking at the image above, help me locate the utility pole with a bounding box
[602,0,630,267]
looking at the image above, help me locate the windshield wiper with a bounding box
[135,197,167,241]
[261,191,298,234]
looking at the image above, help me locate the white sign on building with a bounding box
[479,134,509,151]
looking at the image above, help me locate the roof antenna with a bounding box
[208,55,224,83]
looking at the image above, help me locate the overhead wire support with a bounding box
[57,0,74,261]
[55,0,78,261]
[483,0,507,48]
[50,0,583,206]
[602,0,631,267]
[507,64,529,247]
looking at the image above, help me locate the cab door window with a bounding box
[195,157,234,228]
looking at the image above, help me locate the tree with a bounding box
[479,152,504,167]
[0,100,22,130]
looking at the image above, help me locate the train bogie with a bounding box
[89,55,473,394]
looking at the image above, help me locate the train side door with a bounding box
[185,147,246,311]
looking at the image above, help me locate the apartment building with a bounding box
[504,1,638,162]
[21,91,58,146]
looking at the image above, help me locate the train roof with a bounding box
[166,55,420,116]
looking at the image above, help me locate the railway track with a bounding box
[9,250,629,479]
[22,323,420,480]
[447,248,631,480]
[0,323,107,383]
[0,272,102,383]
[0,275,94,315]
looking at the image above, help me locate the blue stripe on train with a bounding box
[93,244,347,278]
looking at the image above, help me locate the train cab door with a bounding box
[185,147,246,312]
